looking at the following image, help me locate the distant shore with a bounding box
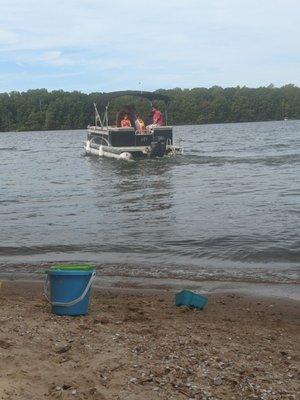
[0,279,299,399]
[1,86,300,133]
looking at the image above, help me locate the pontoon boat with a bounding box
[84,90,182,160]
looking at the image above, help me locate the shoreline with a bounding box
[1,271,299,301]
[0,279,299,399]
[0,260,298,283]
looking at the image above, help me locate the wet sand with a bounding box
[0,280,299,400]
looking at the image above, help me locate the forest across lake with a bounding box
[0,84,300,132]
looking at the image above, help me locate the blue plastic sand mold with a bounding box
[175,290,208,309]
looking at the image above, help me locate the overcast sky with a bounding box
[0,0,299,93]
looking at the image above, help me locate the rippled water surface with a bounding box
[1,121,299,282]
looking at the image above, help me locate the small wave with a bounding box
[0,243,146,256]
[1,238,299,264]
[279,189,300,197]
[0,245,83,256]
[0,199,20,205]
[165,237,300,263]
[0,146,17,151]
[180,153,300,166]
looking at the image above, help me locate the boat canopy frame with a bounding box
[94,90,170,129]
[99,90,170,106]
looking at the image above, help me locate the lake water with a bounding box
[0,121,299,283]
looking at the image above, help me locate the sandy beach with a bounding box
[0,278,299,400]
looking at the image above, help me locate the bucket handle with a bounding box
[44,271,96,307]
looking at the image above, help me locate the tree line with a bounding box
[0,84,299,132]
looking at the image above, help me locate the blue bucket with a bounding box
[46,269,96,316]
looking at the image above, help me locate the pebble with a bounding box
[62,384,71,390]
[0,339,13,349]
[213,377,223,386]
[56,344,71,354]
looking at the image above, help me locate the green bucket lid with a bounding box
[50,264,94,271]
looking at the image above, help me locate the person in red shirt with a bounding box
[146,107,164,132]
[152,107,164,126]
[120,114,132,128]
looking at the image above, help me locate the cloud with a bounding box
[0,0,299,92]
[0,28,18,45]
[15,51,70,66]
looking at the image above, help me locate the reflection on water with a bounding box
[0,121,300,282]
[89,157,174,216]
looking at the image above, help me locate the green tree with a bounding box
[0,85,300,132]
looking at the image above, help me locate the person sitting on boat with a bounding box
[146,107,164,132]
[135,114,146,134]
[120,114,132,128]
[152,107,164,126]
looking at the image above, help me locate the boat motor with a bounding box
[150,140,166,157]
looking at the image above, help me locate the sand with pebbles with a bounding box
[0,280,299,400]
